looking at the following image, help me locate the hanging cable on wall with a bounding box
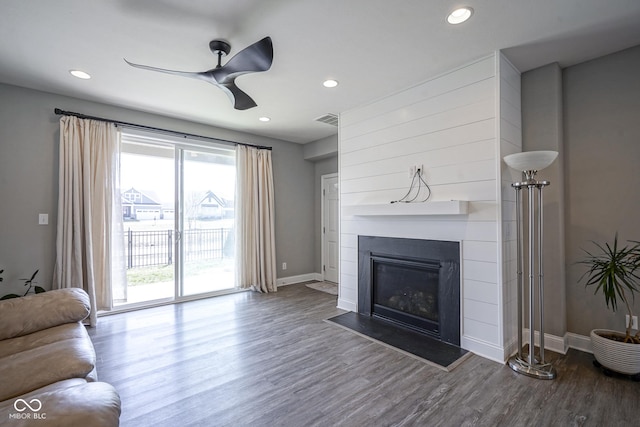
[390,167,432,204]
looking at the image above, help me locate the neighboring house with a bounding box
[122,188,231,221]
[161,205,175,220]
[193,190,233,220]
[121,188,162,221]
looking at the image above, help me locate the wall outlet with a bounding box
[625,315,638,330]
[408,164,423,178]
[282,262,287,270]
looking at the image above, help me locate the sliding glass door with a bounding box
[117,132,235,307]
[180,148,236,296]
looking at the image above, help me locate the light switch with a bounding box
[38,213,48,225]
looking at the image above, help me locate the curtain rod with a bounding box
[53,108,272,151]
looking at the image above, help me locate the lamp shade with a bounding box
[503,151,558,172]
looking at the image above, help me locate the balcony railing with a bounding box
[125,228,232,269]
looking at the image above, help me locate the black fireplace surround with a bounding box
[358,236,461,346]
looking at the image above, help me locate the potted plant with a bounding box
[579,234,640,378]
[0,269,44,300]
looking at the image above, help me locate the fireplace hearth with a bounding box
[358,236,461,346]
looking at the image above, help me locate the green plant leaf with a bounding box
[578,233,640,313]
[0,294,21,300]
[34,286,46,294]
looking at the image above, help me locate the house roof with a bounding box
[122,188,161,206]
[1,1,639,143]
[199,190,226,208]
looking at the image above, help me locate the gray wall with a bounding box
[521,63,566,337]
[303,134,338,161]
[522,45,640,338]
[304,134,339,274]
[0,83,315,294]
[272,150,315,278]
[563,45,640,336]
[313,156,338,273]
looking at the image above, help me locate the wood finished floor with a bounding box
[89,283,638,427]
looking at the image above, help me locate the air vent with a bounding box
[314,113,339,127]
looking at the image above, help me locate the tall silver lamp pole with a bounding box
[504,150,558,380]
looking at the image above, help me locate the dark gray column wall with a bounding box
[0,83,315,293]
[521,63,566,337]
[563,45,640,336]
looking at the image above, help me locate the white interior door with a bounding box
[322,174,339,283]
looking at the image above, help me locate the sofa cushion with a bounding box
[0,288,90,340]
[0,378,121,427]
[0,324,96,401]
[0,323,89,359]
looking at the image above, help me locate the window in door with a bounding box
[117,132,236,307]
[180,148,236,297]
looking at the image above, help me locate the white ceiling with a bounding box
[1,0,640,144]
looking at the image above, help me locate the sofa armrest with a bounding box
[0,379,121,427]
[0,288,90,340]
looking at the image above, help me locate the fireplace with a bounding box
[358,236,461,346]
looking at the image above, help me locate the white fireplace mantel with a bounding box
[343,200,468,217]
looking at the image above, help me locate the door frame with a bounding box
[321,173,339,283]
[111,132,241,312]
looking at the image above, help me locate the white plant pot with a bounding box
[590,329,640,375]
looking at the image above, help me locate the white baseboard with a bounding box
[566,332,593,354]
[337,298,356,312]
[464,331,577,364]
[503,336,519,361]
[519,329,592,355]
[468,331,591,364]
[523,328,569,355]
[276,273,318,287]
[460,336,506,364]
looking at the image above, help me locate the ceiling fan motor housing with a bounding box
[209,39,231,56]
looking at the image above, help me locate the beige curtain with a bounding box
[235,145,277,292]
[53,116,126,326]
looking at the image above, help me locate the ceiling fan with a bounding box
[125,36,273,110]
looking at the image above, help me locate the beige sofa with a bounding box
[0,288,121,426]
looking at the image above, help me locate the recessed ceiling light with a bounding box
[259,116,271,122]
[447,7,473,24]
[69,70,91,79]
[323,79,339,88]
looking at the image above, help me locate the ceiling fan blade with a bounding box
[219,82,258,110]
[124,59,208,82]
[213,36,273,84]
[124,36,272,110]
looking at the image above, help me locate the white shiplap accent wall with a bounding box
[498,54,523,361]
[338,52,521,363]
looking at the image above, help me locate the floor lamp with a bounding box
[504,150,558,380]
